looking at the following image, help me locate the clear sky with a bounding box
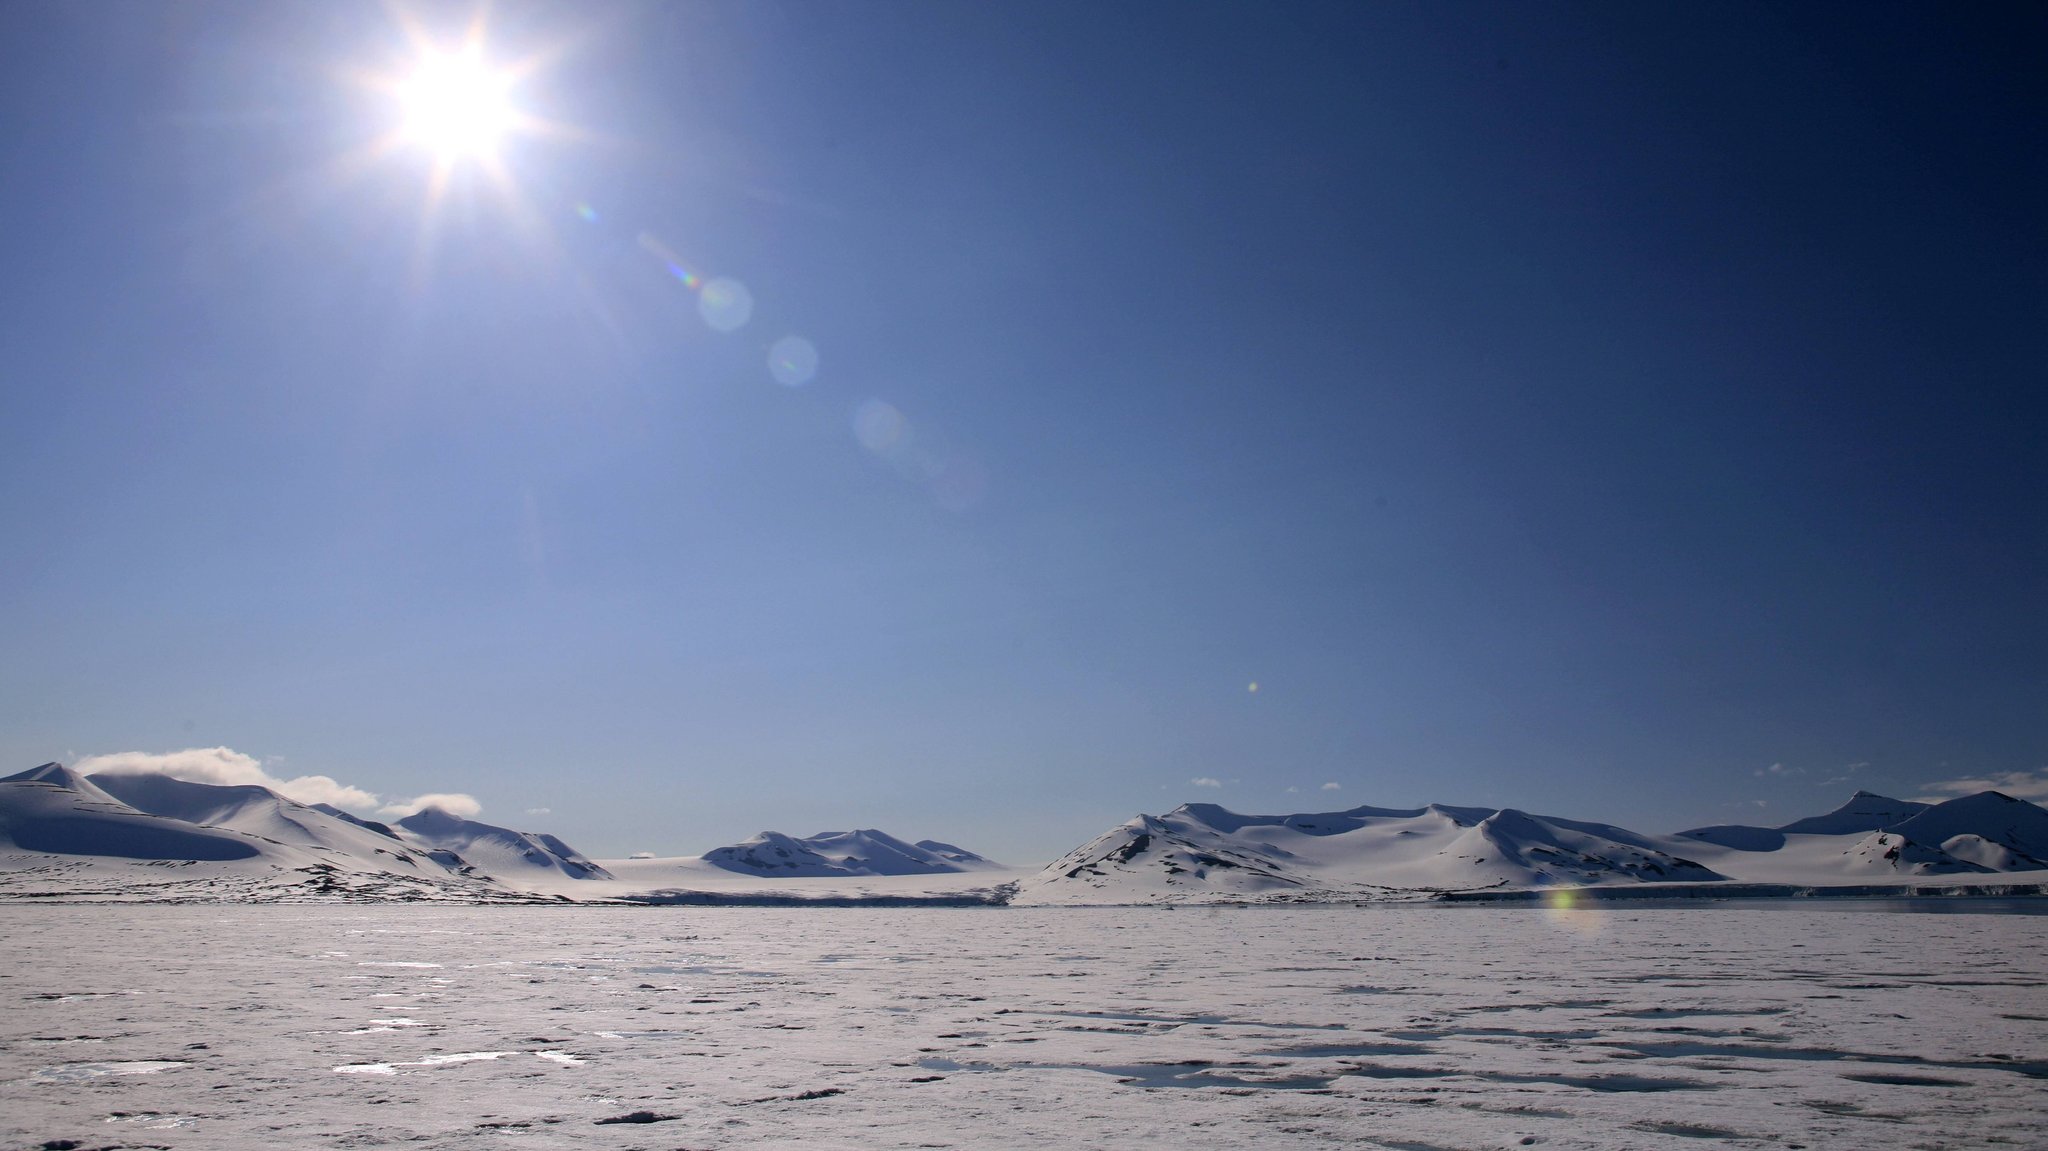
[2,1,2042,863]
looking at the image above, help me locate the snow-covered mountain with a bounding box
[1679,790,1933,849]
[700,828,1001,877]
[89,771,446,874]
[1779,791,1933,836]
[7,758,2046,904]
[1018,791,2048,904]
[0,763,266,862]
[1017,801,1726,904]
[1675,790,2048,878]
[393,806,612,881]
[0,763,603,901]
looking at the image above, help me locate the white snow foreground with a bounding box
[5,904,2047,1150]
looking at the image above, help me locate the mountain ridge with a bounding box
[4,762,2044,903]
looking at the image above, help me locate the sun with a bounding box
[331,11,582,286]
[396,48,516,161]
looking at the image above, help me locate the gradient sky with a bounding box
[2,1,2042,863]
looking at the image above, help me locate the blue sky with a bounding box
[2,1,2042,862]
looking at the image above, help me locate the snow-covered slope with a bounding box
[394,807,612,881]
[1017,801,1725,904]
[1680,791,1935,850]
[1778,790,1933,835]
[0,765,564,902]
[699,828,1001,877]
[1888,792,2048,869]
[1671,790,2048,881]
[89,772,445,874]
[0,764,264,862]
[1020,790,2048,904]
[9,759,2046,905]
[0,764,616,901]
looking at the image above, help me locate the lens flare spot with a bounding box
[1541,888,1602,934]
[931,454,987,511]
[1248,682,1259,693]
[575,202,598,223]
[768,336,819,387]
[697,278,753,332]
[634,232,700,288]
[854,400,908,455]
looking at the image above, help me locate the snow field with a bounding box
[2,904,2044,1149]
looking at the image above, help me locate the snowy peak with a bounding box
[1023,799,1726,903]
[1,764,609,889]
[87,773,444,873]
[1777,791,1931,836]
[1673,789,2048,877]
[0,763,263,862]
[394,807,611,880]
[2,762,124,806]
[1888,792,2048,868]
[1678,790,1935,850]
[701,828,999,876]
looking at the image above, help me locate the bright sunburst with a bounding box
[397,48,516,161]
[334,10,581,287]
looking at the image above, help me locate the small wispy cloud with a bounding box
[1190,777,1223,789]
[1817,762,1869,787]
[381,793,484,819]
[524,807,552,816]
[1916,769,2048,804]
[1753,762,1804,779]
[1321,781,1342,791]
[74,747,378,810]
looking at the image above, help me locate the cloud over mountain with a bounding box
[1918,769,2048,804]
[73,747,378,810]
[381,792,484,818]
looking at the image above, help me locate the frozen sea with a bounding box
[3,903,2044,1149]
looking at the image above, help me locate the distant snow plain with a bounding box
[4,904,2045,1150]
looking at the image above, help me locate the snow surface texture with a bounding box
[2,904,2045,1149]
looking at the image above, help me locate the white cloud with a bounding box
[1190,777,1223,789]
[1916,769,2048,804]
[1284,786,1299,794]
[525,807,552,816]
[1321,781,1342,791]
[381,793,484,819]
[74,747,379,810]
[629,851,655,859]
